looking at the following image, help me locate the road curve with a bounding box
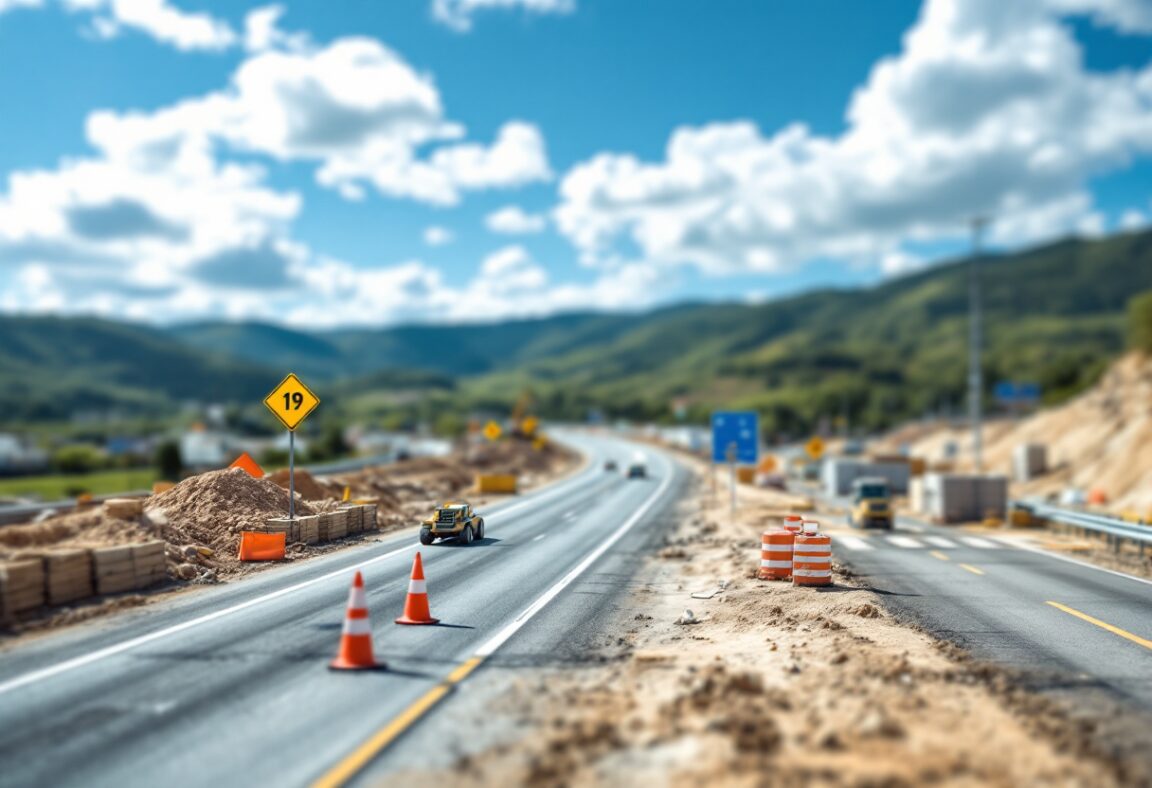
[0,431,688,788]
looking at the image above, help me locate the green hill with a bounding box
[2,227,1150,433]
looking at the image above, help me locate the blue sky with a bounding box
[0,0,1150,326]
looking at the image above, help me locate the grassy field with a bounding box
[0,468,157,501]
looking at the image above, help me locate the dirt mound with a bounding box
[874,353,1152,512]
[267,468,340,502]
[149,467,315,558]
[0,508,157,556]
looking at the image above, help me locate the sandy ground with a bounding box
[392,459,1149,787]
[873,352,1152,515]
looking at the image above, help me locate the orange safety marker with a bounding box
[230,452,265,478]
[237,531,285,561]
[782,515,803,535]
[331,571,382,670]
[759,528,794,580]
[793,521,832,587]
[395,552,439,625]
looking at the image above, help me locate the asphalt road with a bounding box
[0,431,687,788]
[829,513,1152,711]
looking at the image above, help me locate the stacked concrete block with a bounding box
[296,515,320,545]
[360,503,378,531]
[262,518,297,543]
[1013,444,1048,482]
[0,560,45,619]
[340,505,363,535]
[922,474,1009,523]
[44,550,94,605]
[823,459,912,496]
[92,545,136,595]
[132,541,168,588]
[319,509,348,541]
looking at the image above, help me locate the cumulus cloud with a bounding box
[486,204,548,234]
[0,0,239,51]
[431,0,575,33]
[423,226,455,246]
[555,0,1152,278]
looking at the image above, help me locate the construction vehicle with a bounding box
[848,477,893,529]
[420,502,486,545]
[626,452,648,479]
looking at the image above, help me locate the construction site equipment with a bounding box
[475,474,518,494]
[331,571,381,670]
[849,477,893,529]
[921,474,1008,523]
[824,458,911,496]
[759,529,794,580]
[420,502,485,545]
[395,552,439,625]
[793,522,832,587]
[238,531,286,561]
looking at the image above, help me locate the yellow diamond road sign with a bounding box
[806,436,825,460]
[264,373,320,432]
[483,420,502,442]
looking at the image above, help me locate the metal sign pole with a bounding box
[289,430,296,521]
[728,442,737,517]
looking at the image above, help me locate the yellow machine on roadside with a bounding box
[849,477,894,529]
[420,501,486,545]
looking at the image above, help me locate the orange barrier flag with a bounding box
[238,531,285,561]
[230,452,265,478]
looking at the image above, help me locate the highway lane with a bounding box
[0,432,688,788]
[829,516,1152,711]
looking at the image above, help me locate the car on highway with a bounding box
[604,459,618,472]
[848,477,893,529]
[420,501,486,545]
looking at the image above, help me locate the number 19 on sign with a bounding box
[263,373,321,519]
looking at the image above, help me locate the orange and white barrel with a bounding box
[782,515,803,535]
[793,521,832,587]
[759,529,794,580]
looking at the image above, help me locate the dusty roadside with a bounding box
[0,438,578,638]
[392,457,1150,787]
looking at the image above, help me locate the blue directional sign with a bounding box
[994,382,1041,404]
[711,411,759,464]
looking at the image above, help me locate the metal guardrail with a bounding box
[0,490,151,526]
[1013,501,1152,546]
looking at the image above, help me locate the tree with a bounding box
[1128,291,1152,353]
[52,445,104,474]
[154,440,183,481]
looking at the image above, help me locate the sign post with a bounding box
[263,373,320,521]
[711,411,759,518]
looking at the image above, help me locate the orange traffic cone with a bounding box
[395,552,439,625]
[330,571,382,670]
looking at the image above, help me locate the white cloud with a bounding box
[423,225,455,246]
[431,0,575,33]
[1119,208,1148,231]
[486,204,547,234]
[555,0,1152,278]
[45,0,238,51]
[243,4,307,53]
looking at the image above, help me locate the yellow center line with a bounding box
[958,563,985,575]
[929,550,950,561]
[312,656,486,788]
[1046,601,1152,652]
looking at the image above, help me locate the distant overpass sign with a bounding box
[994,382,1041,405]
[711,411,759,464]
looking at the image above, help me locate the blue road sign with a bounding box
[711,411,759,464]
[994,382,1041,404]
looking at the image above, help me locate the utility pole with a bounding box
[969,217,989,475]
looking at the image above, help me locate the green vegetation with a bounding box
[1,228,1149,439]
[0,468,157,500]
[1127,290,1152,353]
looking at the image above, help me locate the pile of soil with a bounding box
[267,468,342,502]
[0,508,158,557]
[148,467,315,561]
[874,352,1152,512]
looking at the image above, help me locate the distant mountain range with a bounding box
[2,227,1150,430]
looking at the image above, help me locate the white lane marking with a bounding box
[960,536,999,549]
[837,535,874,551]
[902,524,924,533]
[532,534,547,542]
[924,536,957,549]
[1010,539,1152,588]
[475,457,675,658]
[887,535,924,549]
[0,543,415,698]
